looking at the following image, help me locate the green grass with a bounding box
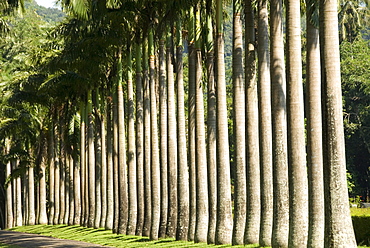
[0,245,20,248]
[9,225,259,248]
[7,224,370,248]
[351,207,370,216]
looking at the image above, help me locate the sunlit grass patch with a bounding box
[351,207,370,216]
[9,225,258,248]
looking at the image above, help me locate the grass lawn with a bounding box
[7,223,370,248]
[351,207,370,216]
[0,245,21,248]
[9,225,258,248]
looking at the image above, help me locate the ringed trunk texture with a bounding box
[306,7,325,247]
[158,39,168,239]
[232,1,246,244]
[287,0,308,246]
[215,1,233,243]
[320,0,357,247]
[166,37,178,238]
[257,1,273,245]
[206,6,217,244]
[127,52,138,236]
[135,42,145,236]
[245,0,261,243]
[270,0,289,246]
[194,40,209,244]
[149,36,161,241]
[175,40,189,241]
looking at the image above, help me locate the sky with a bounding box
[35,0,59,9]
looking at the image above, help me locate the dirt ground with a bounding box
[0,230,114,247]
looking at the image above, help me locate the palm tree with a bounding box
[319,0,357,246]
[5,139,13,229]
[142,36,152,237]
[135,40,145,236]
[306,1,324,246]
[117,50,128,234]
[257,0,273,246]
[166,28,178,239]
[72,119,82,226]
[232,0,246,245]
[270,0,289,245]
[205,1,217,243]
[159,37,169,239]
[215,0,233,244]
[244,0,261,244]
[194,4,209,244]
[99,93,107,228]
[286,0,308,246]
[149,26,161,241]
[175,19,190,242]
[27,165,35,225]
[48,122,56,225]
[54,123,61,225]
[87,90,96,228]
[187,7,197,242]
[126,46,138,235]
[80,101,88,225]
[105,87,114,230]
[14,160,23,227]
[94,92,102,228]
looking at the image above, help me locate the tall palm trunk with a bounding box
[117,51,128,234]
[58,116,66,224]
[99,93,107,228]
[159,38,168,239]
[94,91,102,229]
[270,0,289,246]
[194,5,208,244]
[175,20,189,241]
[135,41,145,236]
[5,140,13,229]
[215,0,233,244]
[48,122,56,225]
[87,90,96,228]
[244,0,261,244]
[257,0,273,245]
[38,141,48,225]
[14,160,23,227]
[142,36,152,237]
[187,8,197,241]
[127,47,138,235]
[166,30,178,239]
[105,88,114,230]
[79,102,87,226]
[67,154,74,225]
[232,0,246,244]
[206,2,217,244]
[54,123,61,225]
[112,61,120,233]
[27,165,35,225]
[319,0,357,246]
[149,27,161,241]
[286,0,308,246]
[73,121,81,226]
[306,3,324,246]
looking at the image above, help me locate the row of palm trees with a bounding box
[2,0,357,247]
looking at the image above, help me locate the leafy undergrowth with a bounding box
[9,225,258,248]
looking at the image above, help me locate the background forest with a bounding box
[0,0,370,247]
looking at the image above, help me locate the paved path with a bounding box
[0,230,113,247]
